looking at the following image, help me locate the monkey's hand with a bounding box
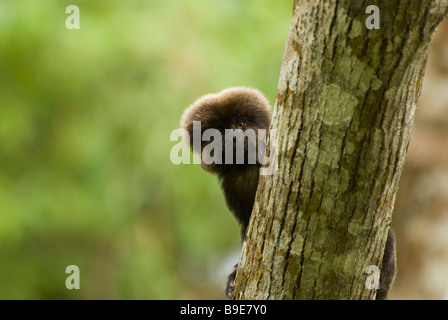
[377,229,396,300]
[225,264,237,299]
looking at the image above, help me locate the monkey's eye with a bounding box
[236,121,246,129]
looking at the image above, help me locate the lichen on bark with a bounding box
[232,0,448,300]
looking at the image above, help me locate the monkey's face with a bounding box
[181,87,272,174]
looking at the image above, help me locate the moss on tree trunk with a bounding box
[232,0,448,300]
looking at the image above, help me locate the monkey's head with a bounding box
[181,87,272,175]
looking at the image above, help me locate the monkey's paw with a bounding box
[225,264,237,298]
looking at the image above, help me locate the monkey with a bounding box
[181,87,272,240]
[180,87,396,300]
[181,87,271,297]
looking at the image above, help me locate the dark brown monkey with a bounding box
[181,87,272,240]
[180,87,396,299]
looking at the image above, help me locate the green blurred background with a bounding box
[0,0,291,299]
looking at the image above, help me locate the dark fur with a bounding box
[377,229,396,300]
[181,87,396,299]
[181,87,271,239]
[181,87,271,298]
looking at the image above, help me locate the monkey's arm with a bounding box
[377,229,396,300]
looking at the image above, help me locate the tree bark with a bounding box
[232,0,448,300]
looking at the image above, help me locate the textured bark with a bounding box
[232,0,448,300]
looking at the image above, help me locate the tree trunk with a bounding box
[232,0,448,300]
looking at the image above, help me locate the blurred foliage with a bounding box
[0,0,291,299]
